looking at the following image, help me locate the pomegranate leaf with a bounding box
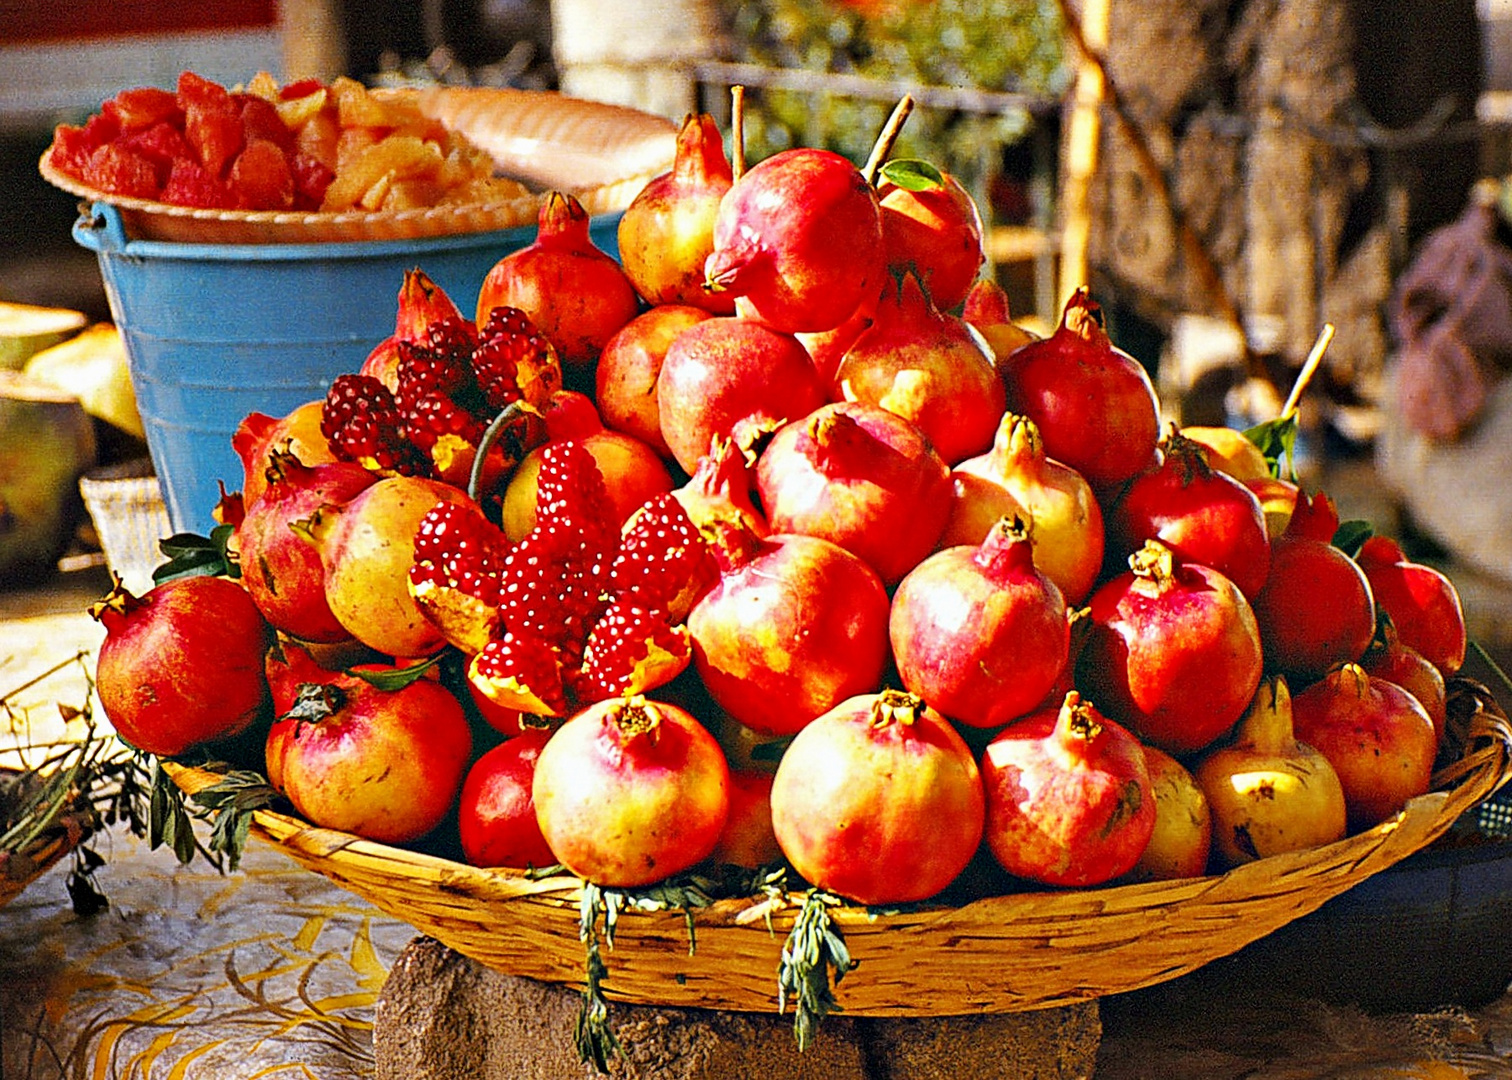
[346,655,441,692]
[152,524,239,583]
[1242,415,1300,482]
[877,157,945,192]
[576,883,626,1071]
[147,757,198,866]
[1332,519,1374,558]
[189,769,278,872]
[778,889,856,1051]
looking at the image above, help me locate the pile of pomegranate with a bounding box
[91,110,1472,906]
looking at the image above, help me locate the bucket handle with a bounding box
[72,201,130,254]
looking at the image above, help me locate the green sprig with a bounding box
[778,889,856,1051]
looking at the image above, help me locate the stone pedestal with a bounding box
[374,936,1101,1080]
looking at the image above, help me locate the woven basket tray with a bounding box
[163,680,1512,1017]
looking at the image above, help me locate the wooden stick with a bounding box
[1281,323,1334,421]
[862,95,915,185]
[730,85,746,180]
[1056,0,1109,311]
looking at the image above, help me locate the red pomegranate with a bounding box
[231,399,336,508]
[713,768,783,870]
[92,575,273,758]
[980,692,1156,887]
[1355,535,1467,676]
[890,516,1069,729]
[595,304,714,457]
[998,288,1160,491]
[1360,620,1448,743]
[875,159,986,312]
[831,272,1005,464]
[755,401,952,588]
[531,695,730,887]
[704,147,885,334]
[1077,540,1264,755]
[236,450,376,643]
[1109,428,1272,600]
[656,315,828,474]
[457,727,557,869]
[1250,490,1376,685]
[687,522,891,737]
[769,690,985,905]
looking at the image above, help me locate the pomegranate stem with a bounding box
[862,95,915,186]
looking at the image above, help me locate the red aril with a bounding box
[92,575,273,758]
[755,401,952,588]
[875,159,986,312]
[596,304,714,457]
[890,516,1069,729]
[998,288,1160,491]
[1291,663,1438,831]
[1077,540,1264,755]
[457,727,557,869]
[616,113,736,313]
[656,315,828,474]
[1355,535,1467,676]
[360,267,470,393]
[687,521,890,737]
[941,412,1104,604]
[831,272,1005,464]
[1250,490,1376,684]
[1108,428,1272,600]
[769,690,985,904]
[268,675,472,844]
[981,692,1156,887]
[500,429,674,541]
[532,695,730,887]
[237,450,377,643]
[704,147,885,334]
[474,191,641,372]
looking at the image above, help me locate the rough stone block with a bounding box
[374,936,1100,1080]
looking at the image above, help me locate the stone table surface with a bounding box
[4,564,1512,1079]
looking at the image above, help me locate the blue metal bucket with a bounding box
[75,201,621,536]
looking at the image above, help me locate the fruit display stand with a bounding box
[160,679,1512,1044]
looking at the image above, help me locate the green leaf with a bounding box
[346,655,443,693]
[1332,519,1374,558]
[778,890,857,1051]
[575,883,625,1072]
[190,771,277,873]
[148,758,197,866]
[877,157,944,191]
[152,524,239,583]
[1241,415,1300,482]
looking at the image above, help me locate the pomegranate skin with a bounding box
[755,401,952,588]
[657,315,829,475]
[999,288,1160,490]
[1077,542,1264,755]
[981,692,1156,887]
[688,529,890,737]
[1355,535,1467,676]
[532,696,730,888]
[890,519,1069,729]
[596,304,714,457]
[704,148,885,334]
[457,728,557,869]
[770,690,985,905]
[876,166,986,312]
[94,576,273,758]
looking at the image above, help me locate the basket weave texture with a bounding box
[165,681,1512,1017]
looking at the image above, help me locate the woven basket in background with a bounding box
[78,458,172,594]
[164,680,1512,1017]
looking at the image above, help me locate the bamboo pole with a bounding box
[1056,0,1110,311]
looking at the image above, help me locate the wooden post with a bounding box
[1057,0,1110,310]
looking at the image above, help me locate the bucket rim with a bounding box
[69,201,580,262]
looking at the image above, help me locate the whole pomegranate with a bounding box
[831,272,1005,465]
[1196,675,1348,868]
[1077,540,1264,755]
[232,399,335,508]
[297,474,476,658]
[92,575,273,757]
[875,160,986,312]
[474,191,641,371]
[889,516,1069,729]
[457,727,557,869]
[769,690,985,905]
[1291,663,1438,831]
[755,401,952,588]
[1109,428,1271,599]
[941,412,1104,604]
[687,521,890,737]
[962,279,1037,369]
[704,147,885,334]
[1250,490,1375,684]
[713,768,783,870]
[671,434,770,537]
[267,675,472,844]
[998,288,1160,491]
[1360,620,1448,742]
[980,692,1156,887]
[595,304,714,457]
[531,695,730,887]
[656,315,828,474]
[1355,535,1467,676]
[616,113,736,313]
[236,450,376,643]
[1124,745,1212,882]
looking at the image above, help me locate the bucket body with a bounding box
[75,201,621,536]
